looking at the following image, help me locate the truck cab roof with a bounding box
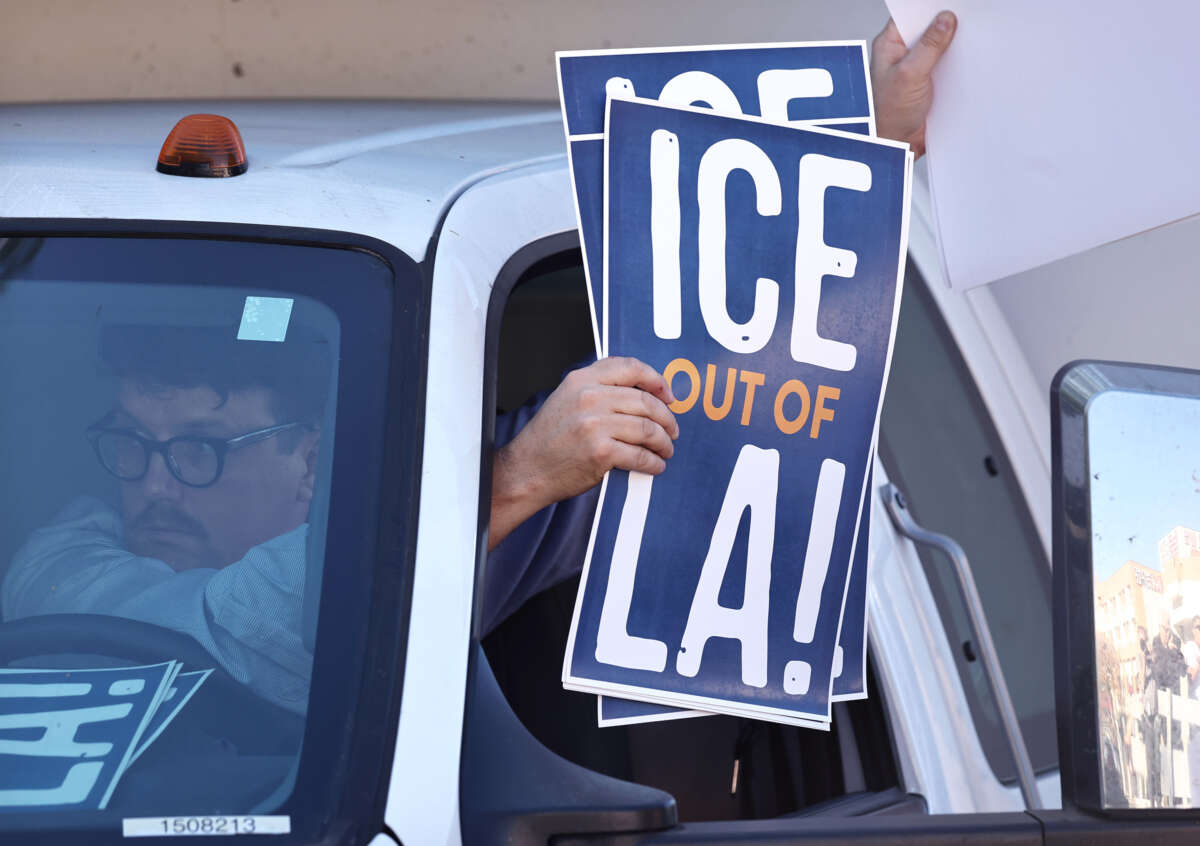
[0,100,565,260]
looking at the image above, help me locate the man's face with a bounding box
[1160,624,1172,645]
[113,379,316,571]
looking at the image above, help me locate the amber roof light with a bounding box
[156,114,248,178]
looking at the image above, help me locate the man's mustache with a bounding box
[128,503,207,539]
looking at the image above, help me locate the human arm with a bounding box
[3,497,312,712]
[488,356,678,551]
[871,11,957,158]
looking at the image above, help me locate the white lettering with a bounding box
[697,138,781,354]
[604,76,636,100]
[650,129,682,340]
[658,71,742,115]
[792,154,870,370]
[792,458,845,644]
[783,458,846,696]
[0,704,129,758]
[0,762,104,807]
[595,473,668,672]
[756,68,834,124]
[0,702,132,807]
[677,445,780,687]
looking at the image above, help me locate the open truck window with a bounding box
[0,231,421,844]
[475,246,902,824]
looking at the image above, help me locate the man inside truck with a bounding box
[3,325,331,714]
[1,10,957,713]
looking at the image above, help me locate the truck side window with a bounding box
[482,247,901,821]
[878,263,1056,783]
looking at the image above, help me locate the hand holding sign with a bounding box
[490,357,680,550]
[870,12,958,157]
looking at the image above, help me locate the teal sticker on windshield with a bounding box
[237,296,294,342]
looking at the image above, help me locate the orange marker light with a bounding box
[156,114,247,178]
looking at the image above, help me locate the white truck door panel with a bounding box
[383,159,576,846]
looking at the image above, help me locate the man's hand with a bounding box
[871,11,957,158]
[489,357,679,550]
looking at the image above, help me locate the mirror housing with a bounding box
[1053,360,1200,816]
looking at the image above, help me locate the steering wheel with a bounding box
[0,614,304,754]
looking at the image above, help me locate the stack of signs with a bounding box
[0,663,211,810]
[556,44,911,728]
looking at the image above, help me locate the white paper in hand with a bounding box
[885,0,1200,289]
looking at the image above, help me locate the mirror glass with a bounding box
[1089,389,1200,809]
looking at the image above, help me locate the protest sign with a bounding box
[557,42,879,726]
[0,663,179,810]
[563,97,911,726]
[830,465,873,700]
[556,42,875,356]
[124,669,213,767]
[885,0,1200,289]
[597,695,707,728]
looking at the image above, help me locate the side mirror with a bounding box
[1053,360,1200,815]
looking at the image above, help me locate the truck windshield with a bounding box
[0,234,407,841]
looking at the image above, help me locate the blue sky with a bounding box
[1088,390,1200,584]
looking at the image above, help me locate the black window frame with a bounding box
[0,219,428,846]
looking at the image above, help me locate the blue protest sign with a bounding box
[563,98,910,724]
[0,663,176,811]
[832,465,873,700]
[597,695,708,727]
[556,42,875,356]
[557,44,879,721]
[126,669,212,766]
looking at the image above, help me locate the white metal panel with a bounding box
[0,101,563,262]
[987,212,1200,398]
[384,160,576,846]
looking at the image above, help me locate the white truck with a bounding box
[0,99,1195,844]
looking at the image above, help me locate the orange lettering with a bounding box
[773,379,811,435]
[738,370,766,426]
[664,358,701,413]
[810,385,840,439]
[703,364,737,421]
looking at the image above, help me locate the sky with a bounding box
[1088,390,1200,584]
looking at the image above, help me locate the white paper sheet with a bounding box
[885,0,1200,289]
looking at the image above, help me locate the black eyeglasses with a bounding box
[86,421,311,488]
